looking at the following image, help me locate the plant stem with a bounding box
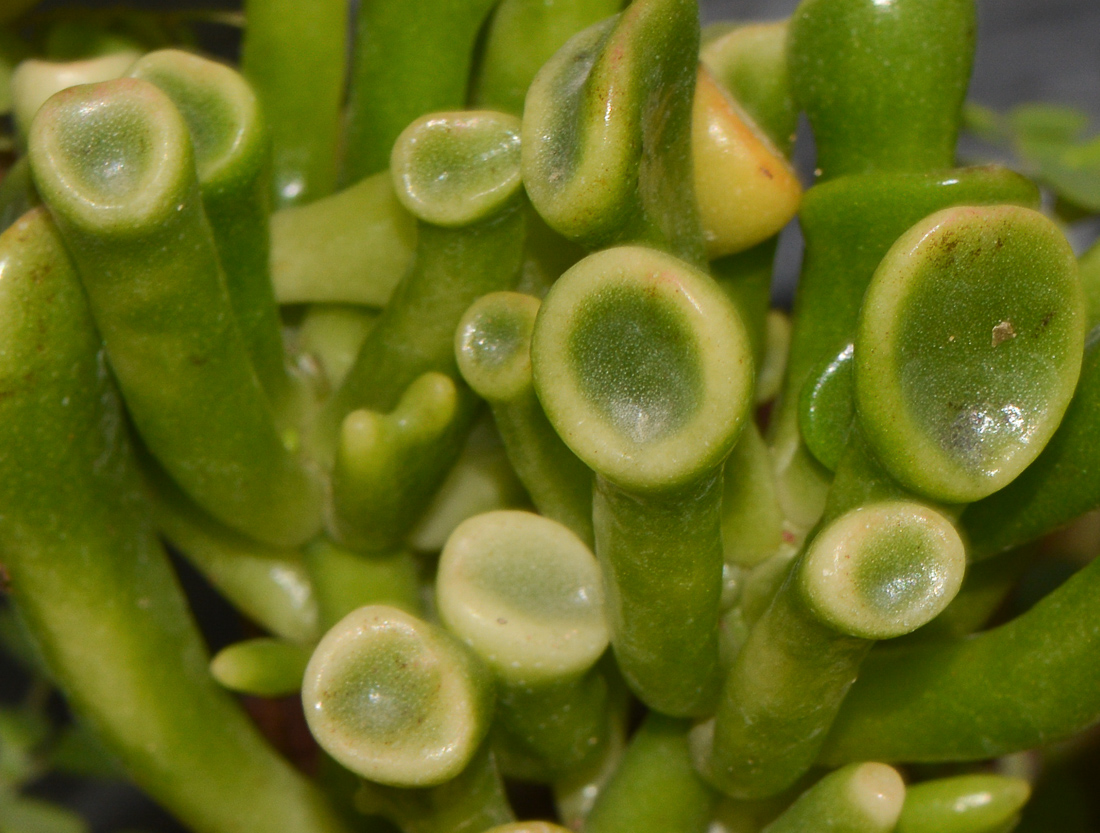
[271,171,416,308]
[585,714,716,833]
[456,291,594,545]
[129,49,291,410]
[820,548,1100,763]
[436,510,610,778]
[241,0,346,206]
[698,500,964,798]
[145,458,320,644]
[531,245,754,716]
[29,78,324,548]
[356,744,515,833]
[0,207,348,833]
[788,0,975,181]
[342,0,499,183]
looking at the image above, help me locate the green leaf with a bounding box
[0,27,31,115]
[1028,138,1100,212]
[0,605,49,678]
[1010,102,1091,146]
[0,790,89,833]
[0,707,50,785]
[961,102,1004,144]
[46,722,125,780]
[962,100,1100,212]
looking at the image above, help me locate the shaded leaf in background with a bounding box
[0,783,90,827]
[0,706,50,785]
[0,788,90,833]
[47,722,127,782]
[963,101,1100,212]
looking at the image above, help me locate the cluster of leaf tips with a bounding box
[1,1,1100,833]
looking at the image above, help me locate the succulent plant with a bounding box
[0,1,1098,832]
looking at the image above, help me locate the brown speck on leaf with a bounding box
[759,165,774,180]
[992,320,1016,347]
[497,618,508,625]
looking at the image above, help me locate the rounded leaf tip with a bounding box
[392,110,523,227]
[301,605,493,787]
[532,245,754,492]
[801,501,966,640]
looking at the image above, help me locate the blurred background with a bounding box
[2,0,1099,830]
[28,0,1100,118]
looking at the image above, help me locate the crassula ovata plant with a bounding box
[0,0,1099,832]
